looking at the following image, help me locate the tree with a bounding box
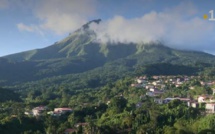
[108,97,127,114]
[163,126,176,134]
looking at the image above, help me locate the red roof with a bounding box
[206,103,215,106]
[54,108,72,111]
[76,122,88,127]
[33,106,46,111]
[64,128,76,133]
[179,98,190,101]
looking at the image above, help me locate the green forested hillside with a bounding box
[0,87,21,102]
[1,44,215,87]
[0,19,215,90]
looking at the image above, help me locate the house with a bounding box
[146,92,154,97]
[161,75,166,78]
[154,91,164,95]
[152,76,159,80]
[200,81,205,86]
[191,76,195,78]
[48,108,72,116]
[160,84,166,89]
[145,85,155,89]
[176,81,183,85]
[131,83,142,88]
[54,108,72,114]
[205,103,215,113]
[198,95,208,103]
[24,111,33,116]
[178,98,190,102]
[198,95,214,103]
[146,90,164,97]
[191,102,199,108]
[149,88,159,92]
[106,100,111,105]
[189,86,195,90]
[47,111,62,116]
[136,102,143,108]
[213,88,215,95]
[136,78,146,84]
[32,106,47,116]
[163,97,190,104]
[75,122,88,128]
[184,77,189,81]
[152,81,157,86]
[64,128,76,134]
[175,84,180,88]
[187,101,199,108]
[154,98,163,104]
[206,82,213,86]
[163,98,176,103]
[177,78,184,82]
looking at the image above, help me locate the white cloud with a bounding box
[17,0,97,35]
[90,2,215,51]
[17,23,34,32]
[0,0,8,9]
[17,23,44,36]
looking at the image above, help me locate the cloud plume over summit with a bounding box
[13,0,215,54]
[90,3,215,52]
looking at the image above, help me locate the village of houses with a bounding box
[22,75,215,133]
[131,75,215,114]
[25,75,215,118]
[24,107,86,134]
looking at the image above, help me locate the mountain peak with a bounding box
[82,19,101,29]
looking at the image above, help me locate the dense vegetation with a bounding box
[1,73,215,134]
[0,87,21,102]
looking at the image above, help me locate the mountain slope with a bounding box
[1,19,215,87]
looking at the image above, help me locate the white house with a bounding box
[205,103,215,113]
[152,82,157,86]
[213,88,215,95]
[149,88,158,92]
[191,102,198,108]
[198,95,214,103]
[136,78,146,84]
[187,101,199,108]
[145,85,155,90]
[32,106,47,116]
[48,108,72,116]
[198,96,205,103]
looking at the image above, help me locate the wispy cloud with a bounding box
[17,23,34,32]
[17,23,44,36]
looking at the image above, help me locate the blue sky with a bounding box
[0,0,215,56]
